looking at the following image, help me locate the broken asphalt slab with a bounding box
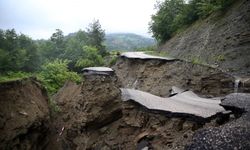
[120,88,225,119]
[120,52,177,61]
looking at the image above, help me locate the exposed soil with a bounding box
[0,78,50,150]
[47,73,232,150]
[160,0,250,76]
[113,57,237,97]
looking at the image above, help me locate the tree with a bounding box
[0,29,40,72]
[149,0,235,44]
[86,20,106,56]
[38,59,81,94]
[63,30,88,71]
[149,0,185,43]
[49,29,65,59]
[75,46,104,69]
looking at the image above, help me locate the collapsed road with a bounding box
[120,52,176,61]
[1,52,250,149]
[121,88,225,119]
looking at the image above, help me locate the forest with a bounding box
[0,20,106,94]
[150,0,235,43]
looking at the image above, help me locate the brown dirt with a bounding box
[48,74,223,150]
[112,57,237,98]
[0,78,50,150]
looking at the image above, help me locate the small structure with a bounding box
[120,52,176,61]
[82,67,114,76]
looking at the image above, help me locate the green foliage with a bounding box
[108,56,118,66]
[86,20,106,56]
[145,51,169,57]
[75,46,104,68]
[38,26,106,72]
[0,29,41,72]
[0,20,108,94]
[150,0,235,43]
[135,45,157,52]
[38,59,81,94]
[215,54,226,62]
[196,0,234,17]
[48,98,61,116]
[0,71,31,83]
[191,57,204,64]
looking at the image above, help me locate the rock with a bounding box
[50,74,123,149]
[49,72,207,150]
[0,78,50,150]
[185,93,250,150]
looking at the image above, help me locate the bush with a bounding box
[75,46,104,68]
[0,71,31,83]
[109,56,118,66]
[38,59,81,94]
[150,0,235,43]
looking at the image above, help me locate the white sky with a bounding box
[0,0,159,39]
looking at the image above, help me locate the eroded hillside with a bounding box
[160,0,250,76]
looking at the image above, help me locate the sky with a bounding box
[0,0,159,39]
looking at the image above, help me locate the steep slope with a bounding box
[0,78,50,150]
[105,33,155,51]
[113,56,237,97]
[160,0,250,76]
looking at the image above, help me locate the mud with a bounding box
[113,57,236,97]
[48,73,231,150]
[0,78,50,150]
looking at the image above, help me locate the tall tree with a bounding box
[86,20,106,56]
[0,29,40,72]
[49,29,65,59]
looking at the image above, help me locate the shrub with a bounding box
[0,71,31,83]
[38,59,81,94]
[75,46,104,68]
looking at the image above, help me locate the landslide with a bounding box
[0,78,50,150]
[160,0,250,76]
[48,72,232,150]
[113,57,241,97]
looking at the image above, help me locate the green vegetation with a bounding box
[75,46,104,68]
[215,54,226,62]
[87,20,106,56]
[145,51,169,57]
[48,98,61,117]
[38,59,81,94]
[135,45,157,52]
[0,71,32,83]
[0,29,41,72]
[190,57,206,65]
[105,33,156,51]
[149,0,235,44]
[0,19,106,94]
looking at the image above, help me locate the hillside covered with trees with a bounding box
[150,0,235,44]
[0,20,106,93]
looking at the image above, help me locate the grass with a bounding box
[190,57,206,65]
[145,51,169,57]
[0,71,32,83]
[215,54,226,62]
